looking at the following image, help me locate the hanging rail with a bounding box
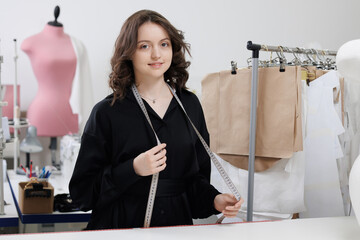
[250,43,337,56]
[245,41,336,222]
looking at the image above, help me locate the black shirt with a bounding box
[69,87,220,229]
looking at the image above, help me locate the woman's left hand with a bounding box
[214,193,244,218]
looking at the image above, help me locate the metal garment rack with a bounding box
[245,41,337,221]
[248,43,337,56]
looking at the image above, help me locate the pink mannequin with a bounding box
[21,24,79,136]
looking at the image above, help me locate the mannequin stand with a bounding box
[50,137,61,175]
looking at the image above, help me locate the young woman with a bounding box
[69,9,243,230]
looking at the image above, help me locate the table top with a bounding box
[7,170,90,224]
[0,177,18,227]
[0,216,359,240]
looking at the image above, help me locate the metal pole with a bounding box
[0,39,5,215]
[13,39,19,171]
[246,41,261,222]
[257,44,337,56]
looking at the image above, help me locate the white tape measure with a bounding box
[166,85,241,224]
[131,84,161,228]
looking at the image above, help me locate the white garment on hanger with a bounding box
[211,153,305,221]
[333,75,352,215]
[69,36,94,134]
[301,70,345,218]
[338,74,360,216]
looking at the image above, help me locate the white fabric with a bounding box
[60,135,81,191]
[300,70,345,218]
[211,153,305,221]
[211,141,306,221]
[338,72,360,216]
[334,75,352,216]
[69,37,94,134]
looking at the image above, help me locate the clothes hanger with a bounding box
[231,61,237,74]
[276,46,287,72]
[294,48,315,85]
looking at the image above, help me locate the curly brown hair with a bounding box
[109,9,191,105]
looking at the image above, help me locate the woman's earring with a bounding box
[166,79,170,83]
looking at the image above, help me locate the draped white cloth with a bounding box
[70,37,94,134]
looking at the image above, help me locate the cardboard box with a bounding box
[19,181,54,214]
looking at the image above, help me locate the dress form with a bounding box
[337,40,360,82]
[337,39,360,226]
[21,6,79,171]
[21,24,79,136]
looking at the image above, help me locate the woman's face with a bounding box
[132,22,173,82]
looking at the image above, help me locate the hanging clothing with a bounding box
[70,36,95,134]
[300,70,345,218]
[343,77,360,166]
[69,88,220,229]
[201,66,302,172]
[302,67,349,215]
[338,76,360,215]
[335,76,351,215]
[211,153,306,220]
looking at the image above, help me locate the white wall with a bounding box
[1,0,360,111]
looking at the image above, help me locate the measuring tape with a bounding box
[166,85,241,224]
[131,84,161,228]
[132,84,241,227]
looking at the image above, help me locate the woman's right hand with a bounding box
[133,143,167,176]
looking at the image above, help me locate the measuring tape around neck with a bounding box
[131,84,161,228]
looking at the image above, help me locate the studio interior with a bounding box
[0,0,360,239]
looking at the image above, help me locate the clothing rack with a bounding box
[253,44,337,56]
[245,41,337,221]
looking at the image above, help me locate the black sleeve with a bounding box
[187,94,221,218]
[69,102,141,211]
